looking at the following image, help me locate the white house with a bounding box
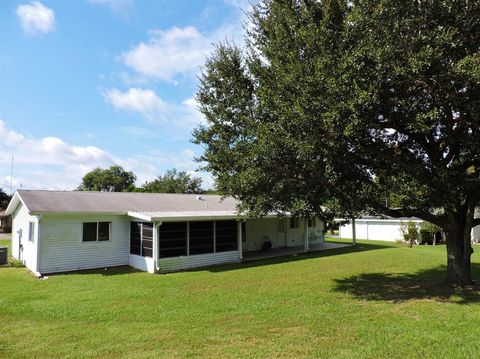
[472,220,480,243]
[6,190,326,275]
[339,217,423,242]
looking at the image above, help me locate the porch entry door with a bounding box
[277,218,287,247]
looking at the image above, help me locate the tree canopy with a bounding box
[78,166,204,194]
[0,188,11,210]
[140,169,203,194]
[194,0,480,285]
[78,165,137,192]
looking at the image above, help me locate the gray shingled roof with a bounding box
[16,190,239,214]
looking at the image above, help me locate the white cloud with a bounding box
[0,120,212,191]
[224,0,251,9]
[104,88,204,128]
[104,88,166,122]
[16,1,55,35]
[87,0,134,16]
[122,26,210,82]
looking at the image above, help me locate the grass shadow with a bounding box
[195,241,395,273]
[44,265,142,277]
[42,242,394,277]
[332,266,480,304]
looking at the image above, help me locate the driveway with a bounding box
[0,232,11,240]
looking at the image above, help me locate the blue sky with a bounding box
[0,0,249,192]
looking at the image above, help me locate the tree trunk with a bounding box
[445,229,472,286]
[445,204,475,286]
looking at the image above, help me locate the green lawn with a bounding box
[1,240,480,358]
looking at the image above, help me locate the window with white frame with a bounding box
[83,222,110,242]
[28,221,35,242]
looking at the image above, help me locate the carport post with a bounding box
[352,218,357,246]
[304,218,309,252]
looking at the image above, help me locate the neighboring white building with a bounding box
[472,219,480,243]
[339,217,423,242]
[6,190,325,275]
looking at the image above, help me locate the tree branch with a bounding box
[379,206,446,227]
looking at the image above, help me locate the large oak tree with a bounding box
[194,0,480,285]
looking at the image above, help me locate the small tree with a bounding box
[401,221,419,248]
[78,165,137,192]
[140,169,203,194]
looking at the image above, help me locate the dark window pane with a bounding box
[190,221,214,255]
[290,217,299,229]
[159,222,187,258]
[216,220,238,252]
[98,222,110,241]
[130,222,141,255]
[83,223,97,242]
[141,223,153,258]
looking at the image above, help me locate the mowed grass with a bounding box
[1,239,480,358]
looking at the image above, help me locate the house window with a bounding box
[159,222,187,258]
[130,222,141,255]
[189,221,214,255]
[28,222,35,242]
[290,217,300,229]
[215,220,238,252]
[83,222,111,242]
[308,218,316,228]
[277,219,285,233]
[130,222,154,258]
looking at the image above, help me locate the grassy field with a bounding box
[1,239,480,358]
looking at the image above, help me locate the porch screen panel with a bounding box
[215,220,238,252]
[141,223,153,258]
[130,222,141,255]
[189,221,214,255]
[159,222,187,258]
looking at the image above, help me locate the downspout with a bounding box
[153,222,162,273]
[35,215,43,278]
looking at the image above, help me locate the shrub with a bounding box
[400,221,419,248]
[419,222,441,245]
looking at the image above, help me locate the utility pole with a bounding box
[10,154,14,195]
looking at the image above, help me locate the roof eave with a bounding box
[5,192,22,216]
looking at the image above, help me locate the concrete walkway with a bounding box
[0,232,11,240]
[243,241,351,262]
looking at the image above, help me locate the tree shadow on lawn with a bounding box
[199,241,395,273]
[43,242,393,277]
[332,266,480,304]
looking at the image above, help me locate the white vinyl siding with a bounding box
[129,254,155,273]
[158,251,240,273]
[39,214,129,273]
[340,219,423,242]
[11,202,39,272]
